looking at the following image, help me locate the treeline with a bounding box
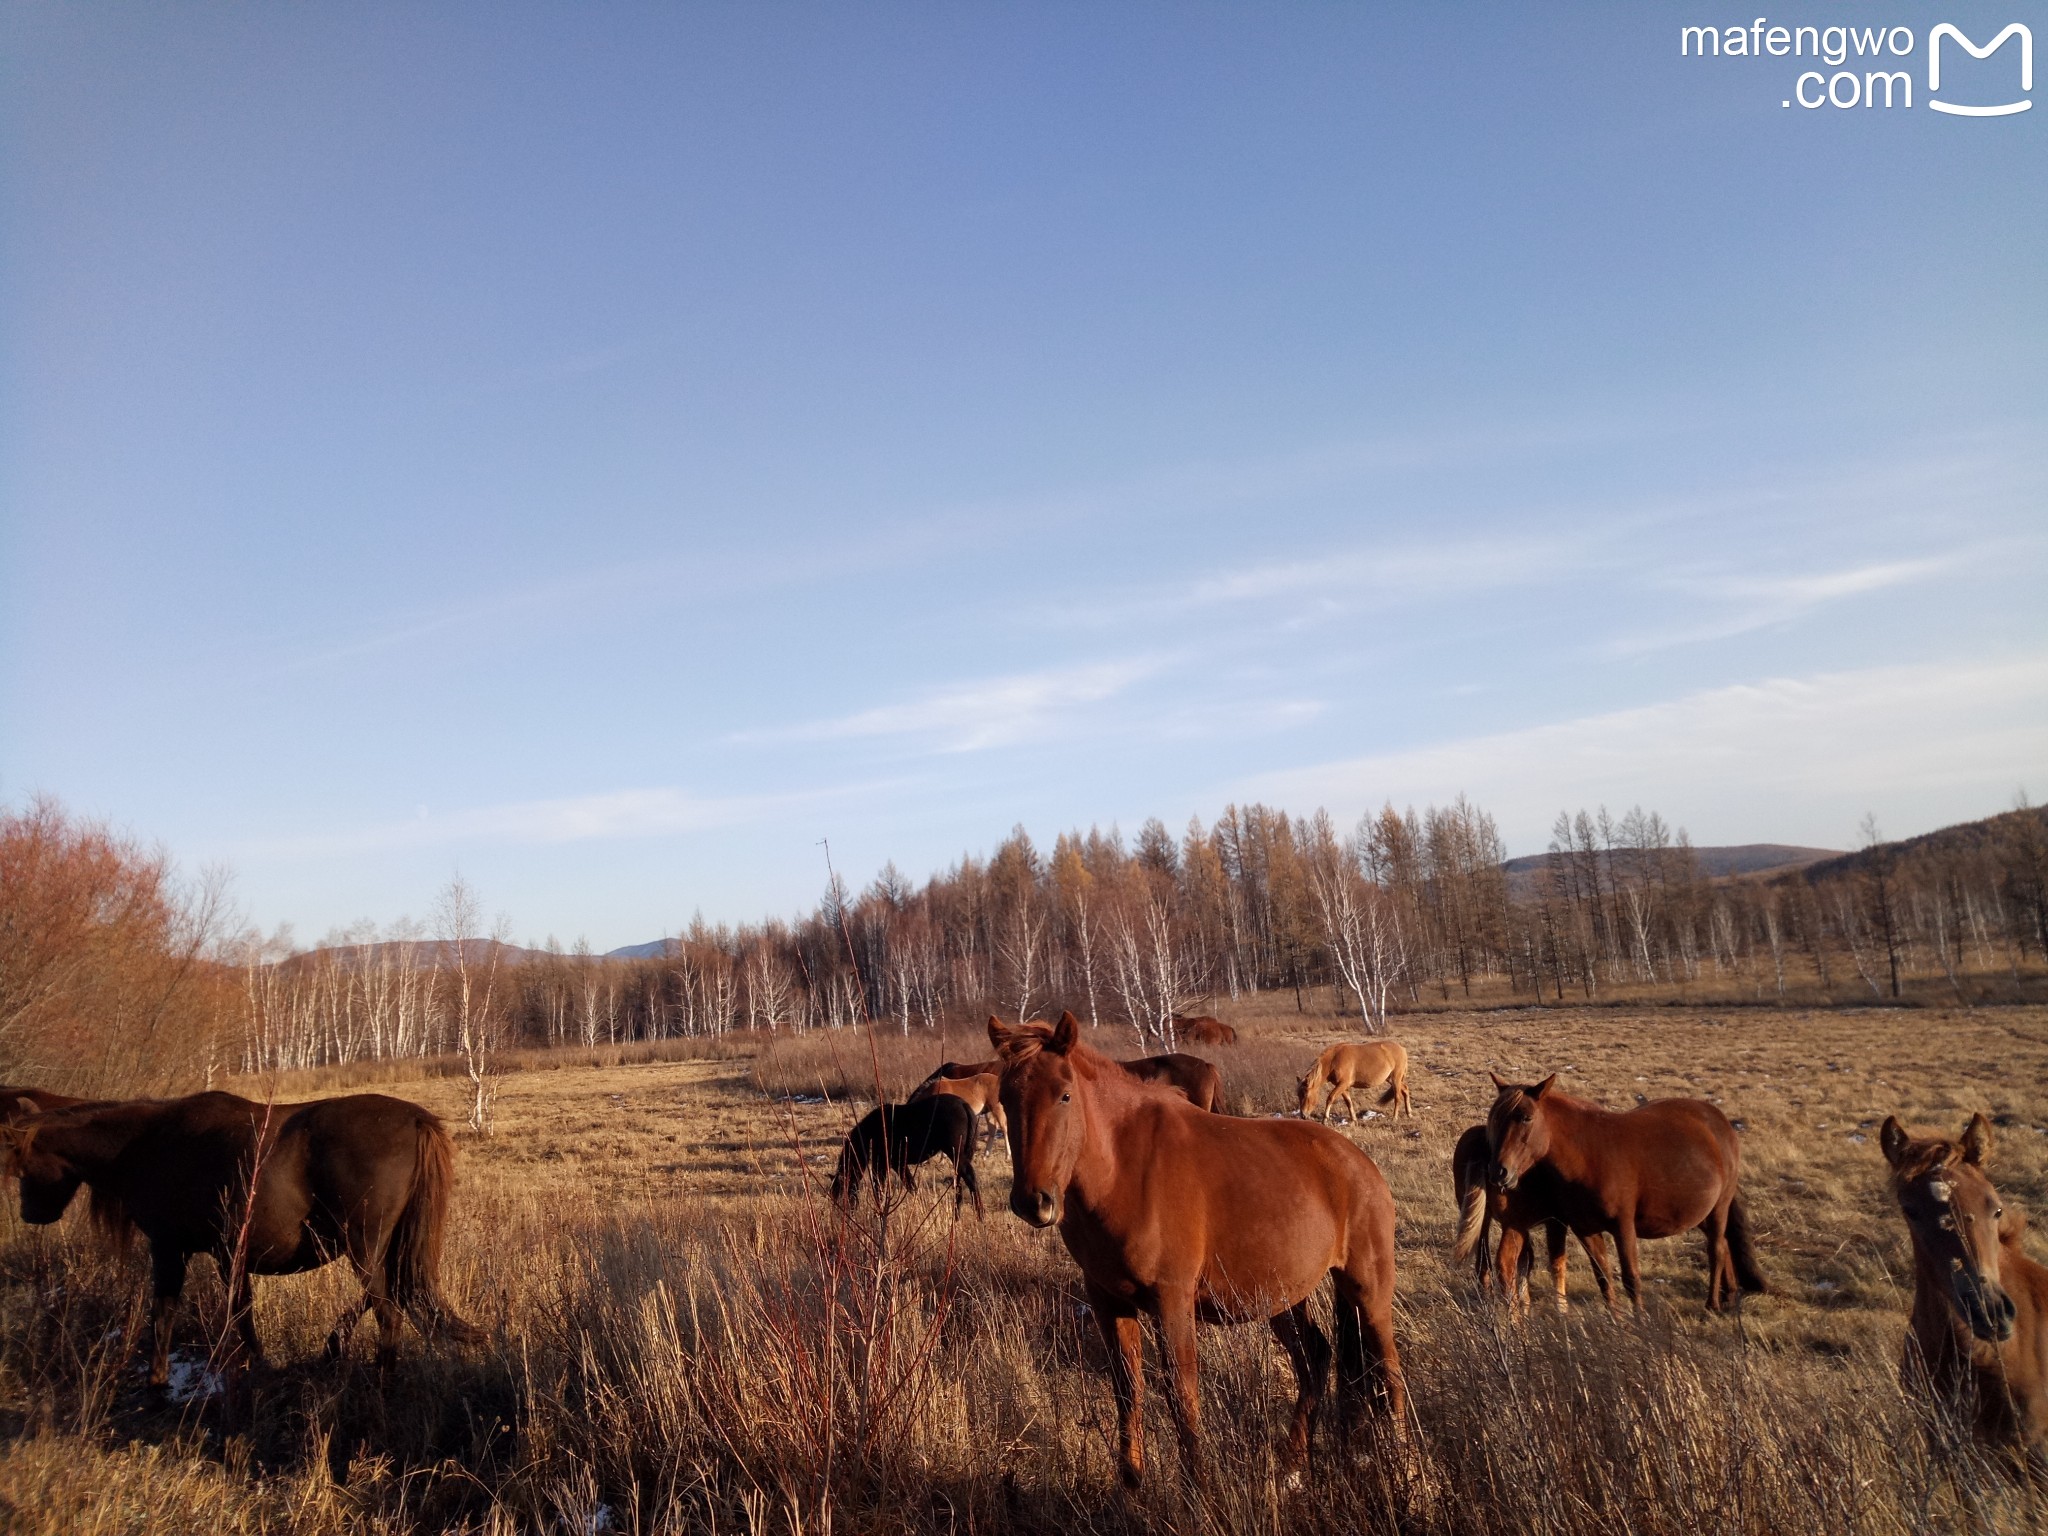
[6,796,2046,1097]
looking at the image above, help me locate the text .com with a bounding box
[1681,20,2033,114]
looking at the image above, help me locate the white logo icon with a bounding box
[1927,22,2032,115]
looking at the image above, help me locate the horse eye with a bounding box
[1060,1091,1071,1103]
[1938,1215,1956,1231]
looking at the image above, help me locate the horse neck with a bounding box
[34,1102,162,1179]
[1061,1048,1141,1218]
[1531,1097,1602,1183]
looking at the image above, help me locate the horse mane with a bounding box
[1888,1134,1966,1190]
[88,1184,135,1252]
[995,1029,1162,1102]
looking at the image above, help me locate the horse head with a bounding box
[1485,1072,1560,1192]
[990,1010,1083,1228]
[0,1113,84,1225]
[1883,1111,2017,1344]
[1295,1075,1314,1116]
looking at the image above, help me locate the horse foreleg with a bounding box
[1153,1295,1207,1488]
[1544,1220,1570,1314]
[1614,1218,1645,1316]
[1268,1301,1330,1468]
[1495,1226,1529,1319]
[1089,1288,1146,1489]
[147,1246,188,1387]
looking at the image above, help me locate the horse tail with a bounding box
[1726,1195,1768,1294]
[387,1115,483,1342]
[1450,1178,1491,1263]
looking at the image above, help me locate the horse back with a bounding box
[1555,1096,1741,1234]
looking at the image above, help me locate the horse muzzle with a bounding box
[1490,1162,1519,1193]
[1958,1277,2018,1343]
[1011,1187,1060,1228]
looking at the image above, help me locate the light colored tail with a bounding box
[1451,1180,1490,1263]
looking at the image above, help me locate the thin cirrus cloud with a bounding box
[1612,553,1970,654]
[1239,652,2048,850]
[241,783,872,858]
[739,656,1168,754]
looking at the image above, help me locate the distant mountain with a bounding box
[1793,806,2048,885]
[289,937,551,971]
[1501,844,1840,900]
[604,939,674,961]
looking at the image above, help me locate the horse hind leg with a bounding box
[146,1246,189,1388]
[1701,1201,1735,1313]
[1331,1261,1406,1435]
[1153,1295,1208,1487]
[1269,1300,1332,1468]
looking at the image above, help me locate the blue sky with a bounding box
[3,2,2043,949]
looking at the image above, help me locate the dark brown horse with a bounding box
[1172,1015,1237,1047]
[1120,1052,1224,1112]
[1451,1121,1605,1313]
[830,1096,982,1215]
[0,1091,479,1382]
[1882,1113,2048,1460]
[994,1012,1404,1486]
[973,1022,1225,1111]
[1485,1073,1765,1314]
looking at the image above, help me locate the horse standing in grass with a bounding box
[1451,1121,1603,1313]
[0,1091,480,1383]
[1484,1072,1765,1314]
[1882,1112,2048,1460]
[994,1012,1405,1487]
[1298,1041,1412,1123]
[830,1096,982,1215]
[908,1071,1008,1142]
[1172,1016,1237,1047]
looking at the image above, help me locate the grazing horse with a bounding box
[1172,1015,1237,1047]
[830,1096,982,1215]
[1485,1072,1765,1314]
[993,1012,1405,1487]
[908,1071,1008,1141]
[1882,1113,2048,1460]
[1298,1041,1412,1123]
[1451,1121,1607,1314]
[0,1091,479,1383]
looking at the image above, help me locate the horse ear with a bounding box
[1530,1074,1558,1100]
[1880,1116,1909,1168]
[986,1015,1012,1050]
[13,1097,39,1120]
[1050,1012,1079,1054]
[1961,1112,1993,1166]
[1488,1071,1508,1092]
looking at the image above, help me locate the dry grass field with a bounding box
[3,1003,2046,1533]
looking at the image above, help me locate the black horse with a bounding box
[830,1095,981,1215]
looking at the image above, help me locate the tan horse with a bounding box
[1486,1072,1765,1314]
[908,1071,1008,1140]
[993,1012,1405,1487]
[1882,1113,2048,1460]
[1298,1041,1412,1122]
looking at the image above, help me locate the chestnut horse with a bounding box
[1,1087,95,1122]
[0,1091,479,1382]
[993,1012,1404,1486]
[1172,1015,1237,1047]
[1485,1073,1765,1314]
[1451,1120,1612,1314]
[1882,1112,2048,1459]
[907,1071,1008,1140]
[1298,1041,1411,1122]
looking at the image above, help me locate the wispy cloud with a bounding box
[244,781,883,857]
[743,657,1167,753]
[1615,553,1970,653]
[1240,652,2048,850]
